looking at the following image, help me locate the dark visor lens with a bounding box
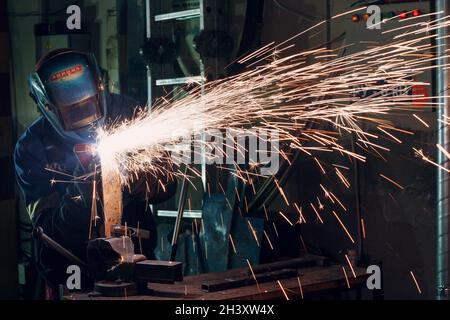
[59,95,102,131]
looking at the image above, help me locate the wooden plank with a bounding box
[101,162,123,237]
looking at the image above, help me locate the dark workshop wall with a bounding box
[0,0,19,299]
[260,0,436,299]
[117,0,148,104]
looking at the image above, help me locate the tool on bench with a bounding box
[112,224,151,239]
[201,256,329,292]
[33,226,183,297]
[202,269,298,292]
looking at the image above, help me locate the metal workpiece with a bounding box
[135,260,183,284]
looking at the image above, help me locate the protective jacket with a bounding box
[14,93,177,289]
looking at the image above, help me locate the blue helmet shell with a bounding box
[28,50,107,144]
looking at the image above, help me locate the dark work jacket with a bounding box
[14,93,177,290]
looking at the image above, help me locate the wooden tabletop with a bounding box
[68,262,368,300]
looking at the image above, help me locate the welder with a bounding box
[14,49,177,298]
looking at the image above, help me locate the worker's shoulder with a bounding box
[14,116,47,159]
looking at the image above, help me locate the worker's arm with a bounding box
[14,140,93,288]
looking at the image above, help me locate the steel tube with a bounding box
[436,0,450,300]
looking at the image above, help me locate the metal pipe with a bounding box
[145,0,152,106]
[170,165,189,261]
[436,0,450,300]
[34,227,87,269]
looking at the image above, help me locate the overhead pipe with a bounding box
[436,0,450,300]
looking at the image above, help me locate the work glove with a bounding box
[67,144,101,209]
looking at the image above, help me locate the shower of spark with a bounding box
[97,12,450,190]
[87,11,450,295]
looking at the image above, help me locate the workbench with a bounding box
[67,258,371,300]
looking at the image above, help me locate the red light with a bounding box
[412,9,421,17]
[399,11,408,19]
[351,14,360,22]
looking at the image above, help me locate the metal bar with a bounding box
[34,227,87,269]
[154,9,201,22]
[250,256,328,275]
[156,76,204,86]
[199,0,205,30]
[112,225,150,239]
[436,0,450,300]
[170,165,190,261]
[199,0,206,191]
[145,0,151,39]
[201,269,298,292]
[146,0,152,106]
[158,209,202,219]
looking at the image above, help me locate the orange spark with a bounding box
[361,218,366,239]
[310,203,324,224]
[279,211,294,226]
[379,174,405,190]
[410,271,422,294]
[293,203,306,223]
[413,113,430,128]
[247,220,260,246]
[247,259,261,293]
[277,280,290,300]
[314,157,326,174]
[333,211,355,244]
[274,178,290,206]
[263,230,274,250]
[342,266,351,289]
[330,192,347,211]
[229,234,237,254]
[272,222,279,237]
[300,235,308,254]
[297,277,304,299]
[345,254,357,278]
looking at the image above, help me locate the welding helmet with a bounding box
[28,49,107,143]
